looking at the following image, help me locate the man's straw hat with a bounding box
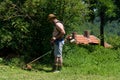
[48,14,56,20]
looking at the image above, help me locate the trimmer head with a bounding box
[22,64,32,71]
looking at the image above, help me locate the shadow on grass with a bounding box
[37,68,52,72]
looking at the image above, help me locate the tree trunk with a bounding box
[100,10,105,46]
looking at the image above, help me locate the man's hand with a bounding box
[51,37,56,44]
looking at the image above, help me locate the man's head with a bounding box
[48,14,56,22]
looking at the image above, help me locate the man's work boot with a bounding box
[51,65,57,72]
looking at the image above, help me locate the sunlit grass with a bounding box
[0,64,120,80]
[1,44,120,80]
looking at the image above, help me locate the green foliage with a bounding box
[1,43,120,77]
[63,43,88,67]
[0,0,89,59]
[0,28,12,48]
[5,58,24,67]
[114,0,120,21]
[83,0,117,46]
[105,20,120,36]
[97,0,116,18]
[62,43,120,75]
[107,36,120,49]
[0,0,120,79]
[0,57,3,63]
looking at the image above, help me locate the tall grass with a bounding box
[63,43,120,76]
[1,42,120,78]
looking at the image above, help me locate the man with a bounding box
[48,14,65,72]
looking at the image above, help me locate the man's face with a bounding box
[49,18,54,23]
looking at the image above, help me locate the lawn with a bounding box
[0,64,120,80]
[0,44,120,80]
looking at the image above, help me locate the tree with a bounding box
[84,0,116,46]
[113,0,120,21]
[0,0,89,58]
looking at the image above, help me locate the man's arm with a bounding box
[52,23,65,41]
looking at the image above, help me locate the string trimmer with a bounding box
[22,49,53,70]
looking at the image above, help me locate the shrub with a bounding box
[63,43,120,75]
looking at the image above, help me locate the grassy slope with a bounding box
[0,65,120,80]
[0,44,120,80]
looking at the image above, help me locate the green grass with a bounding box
[1,44,120,80]
[0,64,120,80]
